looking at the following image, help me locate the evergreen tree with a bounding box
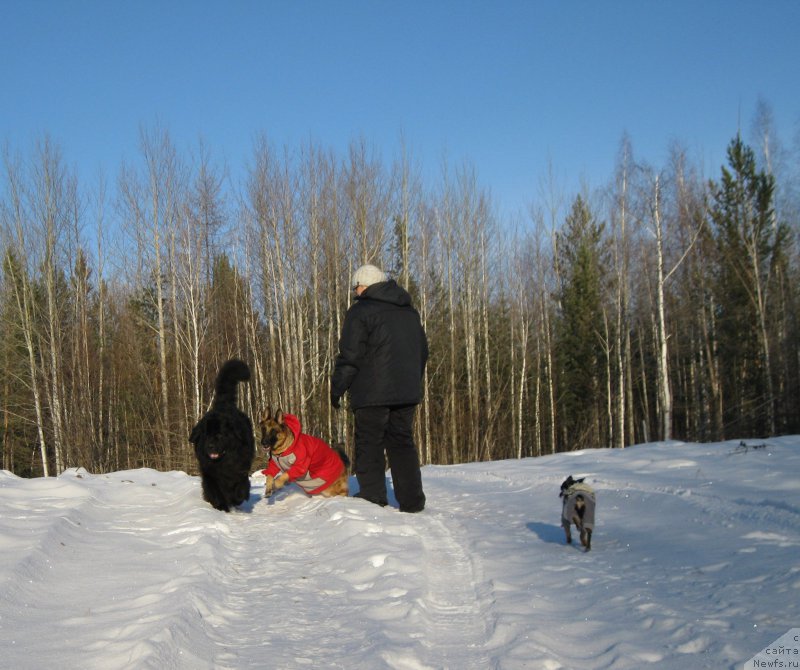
[554,195,608,450]
[0,250,40,474]
[708,136,787,435]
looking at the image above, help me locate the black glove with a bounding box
[330,393,341,409]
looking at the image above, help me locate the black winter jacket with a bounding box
[332,280,428,410]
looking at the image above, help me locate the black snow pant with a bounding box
[353,404,426,512]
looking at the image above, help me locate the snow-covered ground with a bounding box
[1,437,798,669]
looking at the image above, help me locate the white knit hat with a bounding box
[352,264,387,288]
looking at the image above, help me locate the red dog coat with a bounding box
[261,413,345,495]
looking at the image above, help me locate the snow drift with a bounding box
[1,437,798,669]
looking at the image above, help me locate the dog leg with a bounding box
[569,514,586,548]
[580,528,592,551]
[265,473,290,497]
[564,526,572,544]
[321,473,349,497]
[232,478,250,507]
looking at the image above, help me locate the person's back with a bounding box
[331,264,427,513]
[336,279,427,410]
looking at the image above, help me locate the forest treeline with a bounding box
[2,109,798,477]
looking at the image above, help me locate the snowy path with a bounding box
[226,490,497,670]
[411,513,494,668]
[1,438,799,669]
[0,471,497,669]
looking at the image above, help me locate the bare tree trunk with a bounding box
[594,307,611,448]
[445,227,458,463]
[142,128,175,462]
[6,259,50,475]
[540,165,564,454]
[153,180,170,458]
[346,139,389,264]
[169,224,189,470]
[516,319,529,459]
[417,209,432,465]
[93,179,109,467]
[637,324,651,443]
[746,228,776,435]
[507,227,532,459]
[2,151,50,475]
[651,175,673,441]
[480,227,494,460]
[303,145,323,419]
[612,137,633,447]
[34,140,69,472]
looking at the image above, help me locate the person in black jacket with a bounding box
[331,264,428,512]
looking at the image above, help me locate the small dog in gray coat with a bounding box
[560,476,596,551]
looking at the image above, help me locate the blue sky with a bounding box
[2,0,799,219]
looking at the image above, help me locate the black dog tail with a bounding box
[214,359,251,405]
[332,442,351,472]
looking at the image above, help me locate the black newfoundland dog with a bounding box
[189,359,255,512]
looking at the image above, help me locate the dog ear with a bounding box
[259,407,270,424]
[275,409,283,424]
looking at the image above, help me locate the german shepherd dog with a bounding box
[189,359,255,512]
[560,475,596,551]
[258,408,349,498]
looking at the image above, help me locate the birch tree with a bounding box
[118,126,186,464]
[608,135,635,447]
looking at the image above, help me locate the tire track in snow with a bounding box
[0,470,224,669]
[410,512,494,670]
[206,489,496,670]
[203,490,370,669]
[201,491,320,667]
[0,470,495,669]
